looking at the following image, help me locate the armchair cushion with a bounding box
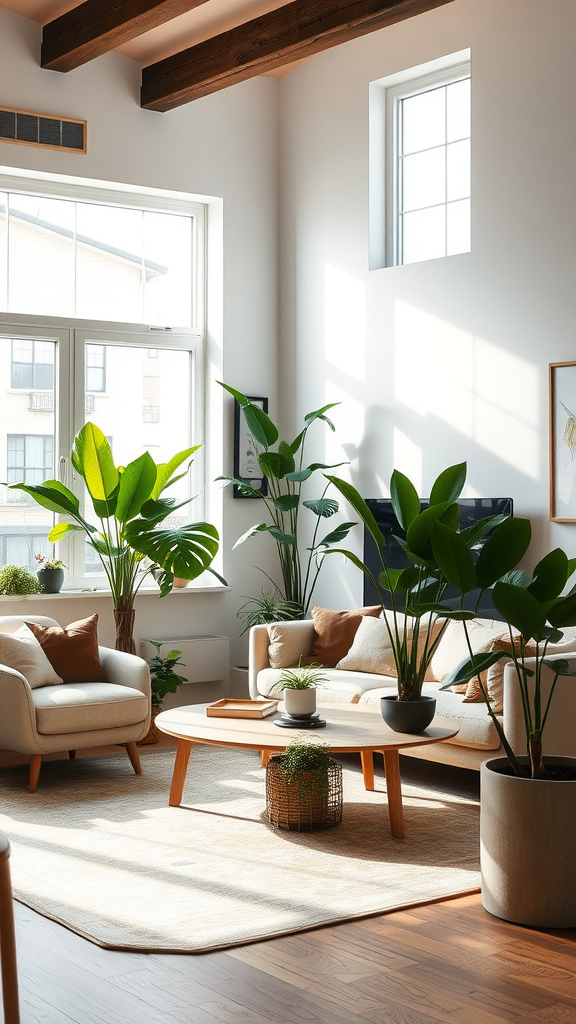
[33,682,148,735]
[0,624,63,688]
[26,614,106,684]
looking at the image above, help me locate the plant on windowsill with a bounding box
[8,422,224,652]
[0,564,41,596]
[140,641,188,745]
[34,551,66,594]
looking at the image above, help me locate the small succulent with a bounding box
[0,564,42,595]
[270,657,328,692]
[35,553,66,570]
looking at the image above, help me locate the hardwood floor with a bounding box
[3,747,576,1024]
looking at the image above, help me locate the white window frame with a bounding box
[0,173,208,590]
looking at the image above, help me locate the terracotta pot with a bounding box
[481,756,576,927]
[172,577,190,589]
[138,703,162,745]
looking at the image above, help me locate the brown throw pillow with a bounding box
[304,605,381,667]
[26,614,107,684]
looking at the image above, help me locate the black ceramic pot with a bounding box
[37,567,64,594]
[380,694,436,734]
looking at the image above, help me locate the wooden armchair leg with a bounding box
[125,742,142,775]
[29,755,42,793]
[68,750,76,760]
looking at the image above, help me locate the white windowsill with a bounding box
[0,584,229,602]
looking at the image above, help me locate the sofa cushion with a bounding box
[358,682,502,750]
[304,605,381,667]
[267,623,313,670]
[26,614,107,684]
[430,617,506,685]
[0,624,63,689]
[33,682,148,735]
[256,667,397,703]
[336,612,443,678]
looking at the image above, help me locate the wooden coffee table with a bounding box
[155,702,459,838]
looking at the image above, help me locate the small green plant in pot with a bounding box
[141,641,187,745]
[34,552,66,593]
[266,736,343,830]
[269,659,328,718]
[0,564,41,596]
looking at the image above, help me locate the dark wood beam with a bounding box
[141,0,456,111]
[41,0,211,72]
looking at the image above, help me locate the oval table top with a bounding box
[155,701,459,753]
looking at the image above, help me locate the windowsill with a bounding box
[0,583,229,602]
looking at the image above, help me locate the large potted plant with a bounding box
[324,464,524,732]
[436,543,576,927]
[217,384,355,618]
[9,422,223,653]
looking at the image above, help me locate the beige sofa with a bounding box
[249,617,576,770]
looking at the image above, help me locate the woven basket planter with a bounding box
[266,753,343,831]
[138,703,162,745]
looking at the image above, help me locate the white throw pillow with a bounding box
[267,623,312,669]
[0,624,63,689]
[430,618,505,684]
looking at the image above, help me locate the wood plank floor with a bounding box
[3,748,576,1024]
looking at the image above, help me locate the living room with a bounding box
[0,0,575,1021]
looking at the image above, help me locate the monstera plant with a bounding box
[9,422,222,653]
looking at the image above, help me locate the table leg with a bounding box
[260,749,271,768]
[360,750,375,791]
[382,749,405,839]
[169,739,193,807]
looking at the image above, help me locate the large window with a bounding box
[0,175,206,589]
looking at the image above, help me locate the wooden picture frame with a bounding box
[233,396,268,498]
[549,361,576,521]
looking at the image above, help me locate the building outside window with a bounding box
[11,338,54,389]
[86,344,106,392]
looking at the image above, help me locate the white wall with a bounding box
[279,0,576,610]
[0,6,281,676]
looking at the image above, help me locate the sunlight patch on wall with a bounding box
[324,381,364,470]
[393,428,422,493]
[325,265,365,382]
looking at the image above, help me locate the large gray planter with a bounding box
[480,756,576,928]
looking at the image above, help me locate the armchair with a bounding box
[0,615,151,792]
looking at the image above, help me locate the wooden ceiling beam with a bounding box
[141,0,456,111]
[41,0,211,73]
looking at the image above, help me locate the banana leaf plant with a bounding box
[217,384,355,617]
[435,544,576,779]
[323,464,528,704]
[8,422,222,654]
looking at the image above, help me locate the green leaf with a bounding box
[115,452,157,524]
[139,496,191,525]
[48,521,84,543]
[9,480,80,517]
[322,547,376,580]
[500,569,533,589]
[492,581,546,640]
[543,658,576,676]
[440,649,510,689]
[124,521,219,581]
[438,503,460,531]
[273,494,300,511]
[535,626,564,644]
[431,522,476,594]
[73,422,118,502]
[304,402,340,428]
[232,523,268,548]
[290,431,305,455]
[308,461,348,472]
[278,442,296,473]
[324,476,386,550]
[258,452,293,479]
[152,445,201,499]
[316,521,356,547]
[429,462,467,506]
[218,382,250,406]
[286,468,313,482]
[406,502,452,560]
[244,404,278,447]
[378,568,403,593]
[547,591,576,628]
[390,470,420,531]
[303,498,339,518]
[414,604,476,620]
[215,476,263,498]
[268,527,297,546]
[460,513,511,549]
[527,548,570,603]
[475,517,532,589]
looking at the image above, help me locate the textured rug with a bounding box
[0,747,480,953]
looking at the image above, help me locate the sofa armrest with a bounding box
[248,620,316,698]
[0,666,43,752]
[99,647,151,701]
[502,653,576,757]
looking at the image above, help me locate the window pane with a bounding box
[402,206,446,264]
[0,338,56,559]
[447,78,470,142]
[447,139,470,202]
[144,212,193,328]
[402,86,446,154]
[83,343,191,572]
[76,203,143,323]
[0,192,6,311]
[402,147,445,211]
[8,194,75,317]
[447,199,471,255]
[86,344,106,392]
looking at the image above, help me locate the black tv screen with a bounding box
[363,497,513,619]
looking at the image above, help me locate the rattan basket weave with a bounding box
[266,753,343,831]
[138,704,162,745]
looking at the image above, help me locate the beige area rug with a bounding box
[0,747,480,953]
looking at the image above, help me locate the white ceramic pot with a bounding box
[283,687,317,718]
[480,756,576,927]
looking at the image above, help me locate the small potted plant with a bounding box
[34,552,66,593]
[0,564,41,595]
[141,641,187,744]
[266,736,342,830]
[269,658,328,718]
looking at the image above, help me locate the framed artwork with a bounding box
[550,361,576,521]
[233,396,268,498]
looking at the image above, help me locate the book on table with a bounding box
[206,699,278,719]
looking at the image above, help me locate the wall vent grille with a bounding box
[0,106,86,153]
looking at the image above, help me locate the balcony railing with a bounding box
[29,391,53,412]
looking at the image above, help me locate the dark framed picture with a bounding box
[550,361,576,521]
[233,396,268,498]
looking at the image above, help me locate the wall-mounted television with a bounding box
[363,497,513,620]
